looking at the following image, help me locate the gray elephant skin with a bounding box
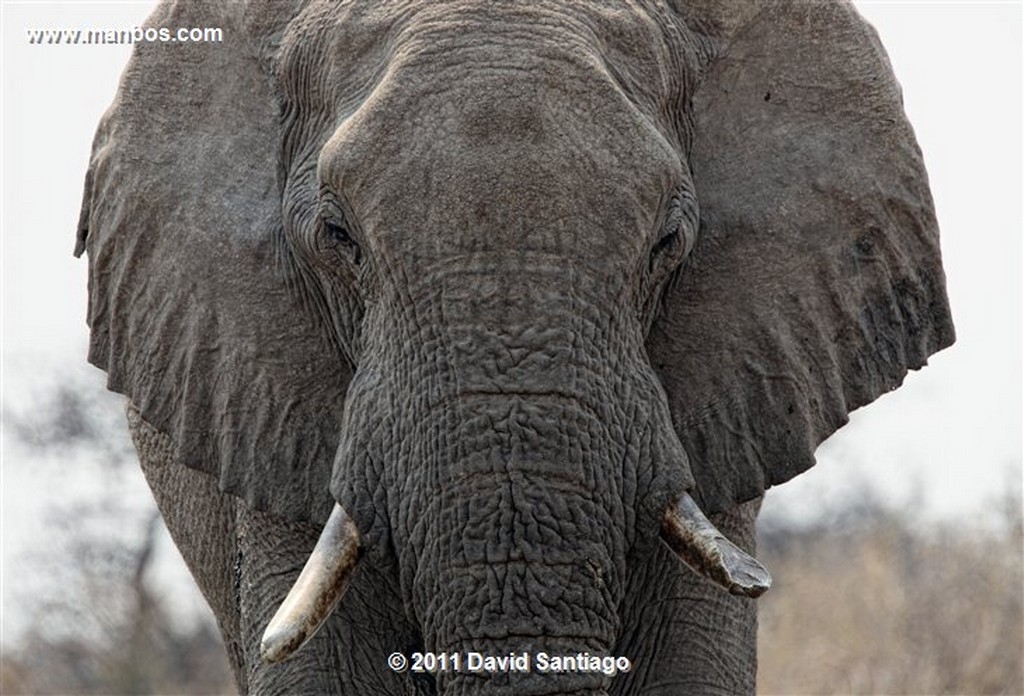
[76,1,954,694]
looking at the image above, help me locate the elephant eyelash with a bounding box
[318,214,362,266]
[650,188,698,269]
[314,187,363,266]
[652,225,682,257]
[324,220,353,246]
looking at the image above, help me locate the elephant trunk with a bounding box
[387,268,677,692]
[410,393,628,696]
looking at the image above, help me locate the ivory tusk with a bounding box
[661,492,772,598]
[260,503,362,663]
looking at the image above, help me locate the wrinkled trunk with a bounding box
[398,353,685,694]
[415,393,624,695]
[331,265,691,694]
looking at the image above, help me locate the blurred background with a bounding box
[2,2,1021,694]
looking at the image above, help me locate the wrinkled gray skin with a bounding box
[77,1,954,694]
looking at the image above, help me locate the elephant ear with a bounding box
[648,0,955,514]
[76,2,346,524]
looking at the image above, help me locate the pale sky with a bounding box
[2,1,1022,637]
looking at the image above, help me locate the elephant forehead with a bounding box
[281,0,687,92]
[310,12,686,266]
[311,3,684,169]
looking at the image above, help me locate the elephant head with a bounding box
[77,1,953,693]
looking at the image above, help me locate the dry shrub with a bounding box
[758,501,1023,695]
[0,511,234,695]
[1,619,232,696]
[2,378,234,695]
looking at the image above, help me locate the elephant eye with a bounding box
[649,187,698,270]
[325,220,352,245]
[319,217,361,266]
[652,225,681,257]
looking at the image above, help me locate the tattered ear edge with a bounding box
[647,0,955,515]
[74,1,349,526]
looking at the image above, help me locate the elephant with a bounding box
[75,1,954,694]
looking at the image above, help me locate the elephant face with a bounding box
[77,0,953,692]
[282,3,700,348]
[278,4,706,660]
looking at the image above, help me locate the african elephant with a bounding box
[76,1,954,694]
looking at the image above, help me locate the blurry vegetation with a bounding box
[1,512,232,695]
[1,376,233,695]
[3,376,1022,694]
[758,488,1023,695]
